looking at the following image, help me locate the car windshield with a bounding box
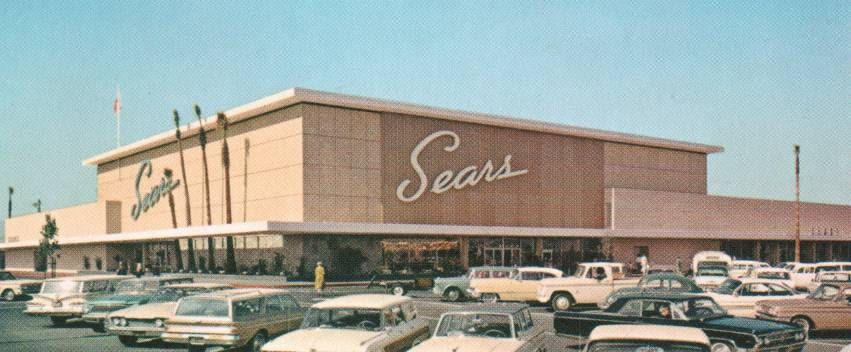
[175,298,229,317]
[586,341,708,352]
[756,271,790,280]
[41,280,83,294]
[809,285,840,300]
[573,265,589,278]
[0,272,15,280]
[696,267,727,277]
[115,280,157,293]
[675,298,727,320]
[301,308,384,331]
[435,313,514,338]
[713,279,741,294]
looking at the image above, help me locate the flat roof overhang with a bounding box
[83,87,723,166]
[0,221,608,250]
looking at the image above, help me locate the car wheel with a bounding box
[92,321,106,333]
[710,341,734,352]
[1,289,15,302]
[480,293,499,303]
[50,316,67,326]
[443,287,462,302]
[249,332,267,352]
[791,316,812,335]
[391,285,406,296]
[118,335,137,347]
[551,293,573,311]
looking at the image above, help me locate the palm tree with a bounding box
[163,168,183,272]
[217,112,237,274]
[195,104,216,272]
[7,187,12,218]
[174,110,195,272]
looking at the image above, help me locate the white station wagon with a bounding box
[409,304,541,352]
[261,294,429,352]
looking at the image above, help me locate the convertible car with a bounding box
[554,293,806,352]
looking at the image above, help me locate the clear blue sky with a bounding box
[1,1,848,238]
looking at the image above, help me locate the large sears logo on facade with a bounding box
[396,130,528,202]
[130,160,180,220]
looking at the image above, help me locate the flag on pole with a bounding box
[114,86,122,147]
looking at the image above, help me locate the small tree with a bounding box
[82,255,91,270]
[34,215,60,277]
[272,253,285,275]
[198,256,207,273]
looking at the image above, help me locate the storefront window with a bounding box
[381,239,460,274]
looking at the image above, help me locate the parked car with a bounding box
[536,263,640,311]
[408,303,541,352]
[789,263,817,291]
[742,267,795,289]
[806,271,851,293]
[554,293,806,352]
[162,288,304,352]
[691,251,732,274]
[582,325,711,352]
[81,275,193,332]
[367,272,436,296]
[729,260,770,279]
[814,262,851,273]
[25,274,132,325]
[755,283,851,334]
[468,267,564,304]
[599,273,703,309]
[692,265,729,290]
[105,282,233,346]
[261,294,429,352]
[778,262,800,270]
[432,266,513,302]
[0,271,42,301]
[705,278,806,317]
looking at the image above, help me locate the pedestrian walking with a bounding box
[314,261,325,296]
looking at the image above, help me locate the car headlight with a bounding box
[119,318,127,326]
[795,332,805,341]
[154,319,164,328]
[111,317,121,326]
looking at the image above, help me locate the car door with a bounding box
[278,294,304,331]
[515,271,545,301]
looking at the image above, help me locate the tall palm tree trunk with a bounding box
[163,168,183,272]
[195,105,216,272]
[217,113,237,274]
[174,110,195,272]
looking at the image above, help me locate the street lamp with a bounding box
[794,145,801,262]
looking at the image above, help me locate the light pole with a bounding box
[794,145,801,262]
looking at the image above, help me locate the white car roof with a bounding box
[752,268,789,273]
[816,262,851,267]
[517,267,564,276]
[43,274,132,282]
[736,278,792,286]
[311,294,411,309]
[588,325,709,345]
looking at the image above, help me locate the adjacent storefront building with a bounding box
[2,88,849,277]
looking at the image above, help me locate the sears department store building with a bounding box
[3,88,849,275]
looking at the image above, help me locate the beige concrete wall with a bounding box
[604,142,707,194]
[3,244,108,273]
[4,201,121,243]
[609,188,851,240]
[96,105,305,232]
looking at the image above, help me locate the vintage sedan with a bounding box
[742,267,795,289]
[432,266,513,302]
[408,304,541,352]
[82,275,193,332]
[756,283,851,334]
[705,278,806,317]
[554,293,806,352]
[692,266,729,290]
[162,288,304,352]
[0,271,42,301]
[105,283,233,346]
[583,325,711,352]
[262,294,429,352]
[469,267,564,303]
[599,273,703,309]
[806,271,851,293]
[25,274,132,325]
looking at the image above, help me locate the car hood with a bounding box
[704,316,800,334]
[1,279,42,286]
[108,302,176,320]
[88,294,152,306]
[262,328,384,352]
[411,337,525,352]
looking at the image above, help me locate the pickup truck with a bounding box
[536,263,640,311]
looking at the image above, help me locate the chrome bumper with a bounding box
[161,332,240,347]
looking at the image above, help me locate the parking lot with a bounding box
[0,288,849,352]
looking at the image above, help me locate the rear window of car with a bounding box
[176,298,230,317]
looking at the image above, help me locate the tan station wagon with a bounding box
[105,282,233,346]
[468,267,564,303]
[756,283,851,334]
[161,288,304,352]
[262,294,430,352]
[25,274,132,325]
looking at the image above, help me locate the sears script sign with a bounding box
[396,130,528,202]
[130,160,180,220]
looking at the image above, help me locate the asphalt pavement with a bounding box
[0,289,848,352]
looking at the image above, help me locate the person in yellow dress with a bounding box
[314,261,325,296]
